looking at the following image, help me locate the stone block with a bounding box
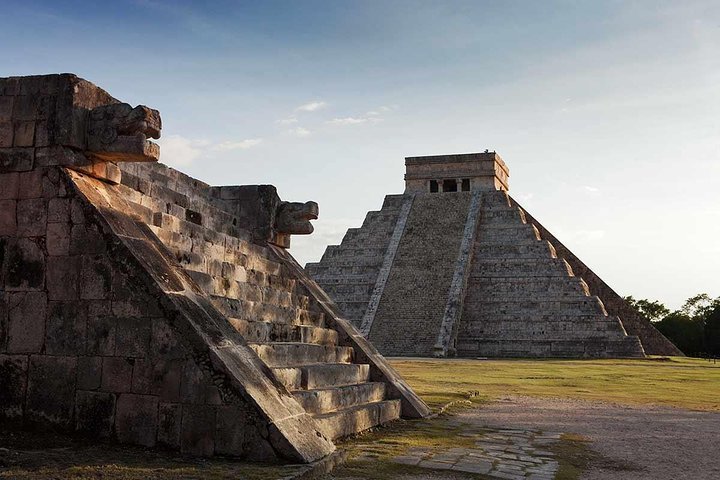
[16,198,46,237]
[0,354,28,420]
[77,356,102,390]
[34,120,50,147]
[45,301,87,355]
[86,315,116,355]
[47,198,70,223]
[115,317,151,357]
[0,96,13,119]
[0,172,19,199]
[46,222,71,256]
[151,318,184,359]
[0,122,13,148]
[101,356,133,392]
[13,121,35,147]
[6,291,47,354]
[0,199,16,235]
[157,402,181,448]
[70,223,106,255]
[12,96,39,120]
[47,255,80,300]
[0,148,34,172]
[181,404,216,456]
[75,390,116,437]
[3,238,45,291]
[17,169,44,199]
[215,405,247,456]
[115,393,158,447]
[0,292,7,351]
[80,255,112,300]
[26,355,77,428]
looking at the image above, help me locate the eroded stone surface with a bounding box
[0,73,428,464]
[391,427,560,479]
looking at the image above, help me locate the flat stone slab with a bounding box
[391,426,561,479]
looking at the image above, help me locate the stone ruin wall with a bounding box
[0,73,430,463]
[0,75,299,460]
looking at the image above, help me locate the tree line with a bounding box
[624,294,720,357]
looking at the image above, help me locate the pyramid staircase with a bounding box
[456,190,644,357]
[114,162,407,441]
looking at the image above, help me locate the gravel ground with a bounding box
[457,396,720,480]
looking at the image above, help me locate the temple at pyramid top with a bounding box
[404,151,510,194]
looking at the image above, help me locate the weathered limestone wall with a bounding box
[116,162,324,330]
[368,193,473,356]
[456,191,644,358]
[0,73,431,462]
[0,166,288,459]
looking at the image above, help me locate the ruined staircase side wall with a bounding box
[368,193,473,356]
[513,197,683,357]
[0,165,331,461]
[456,190,644,358]
[118,161,430,422]
[306,195,407,326]
[66,169,335,461]
[117,162,322,328]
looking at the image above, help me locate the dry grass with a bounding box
[389,356,720,411]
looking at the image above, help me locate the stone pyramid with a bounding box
[307,153,681,358]
[0,74,429,463]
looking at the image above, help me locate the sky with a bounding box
[2,0,718,309]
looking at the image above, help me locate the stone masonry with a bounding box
[308,152,682,358]
[0,74,430,463]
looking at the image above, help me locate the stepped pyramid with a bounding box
[0,74,429,463]
[307,152,682,358]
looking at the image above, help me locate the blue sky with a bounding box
[2,0,719,309]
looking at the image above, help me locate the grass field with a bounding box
[390,356,720,411]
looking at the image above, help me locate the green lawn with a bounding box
[389,356,720,411]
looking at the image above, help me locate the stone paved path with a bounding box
[391,427,560,480]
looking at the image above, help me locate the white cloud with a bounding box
[327,116,382,126]
[296,101,327,112]
[157,134,208,166]
[212,138,263,151]
[276,116,298,125]
[157,134,261,165]
[581,185,600,193]
[288,127,311,137]
[515,192,534,202]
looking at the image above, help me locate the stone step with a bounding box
[463,296,608,316]
[250,343,354,367]
[271,363,371,390]
[293,382,387,415]
[468,277,590,296]
[229,318,339,345]
[473,241,557,259]
[313,399,401,440]
[211,296,326,327]
[456,337,645,358]
[460,318,626,338]
[469,258,574,277]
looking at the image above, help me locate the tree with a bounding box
[624,296,670,321]
[654,312,705,356]
[704,305,720,357]
[680,294,717,319]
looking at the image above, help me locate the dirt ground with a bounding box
[458,395,720,480]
